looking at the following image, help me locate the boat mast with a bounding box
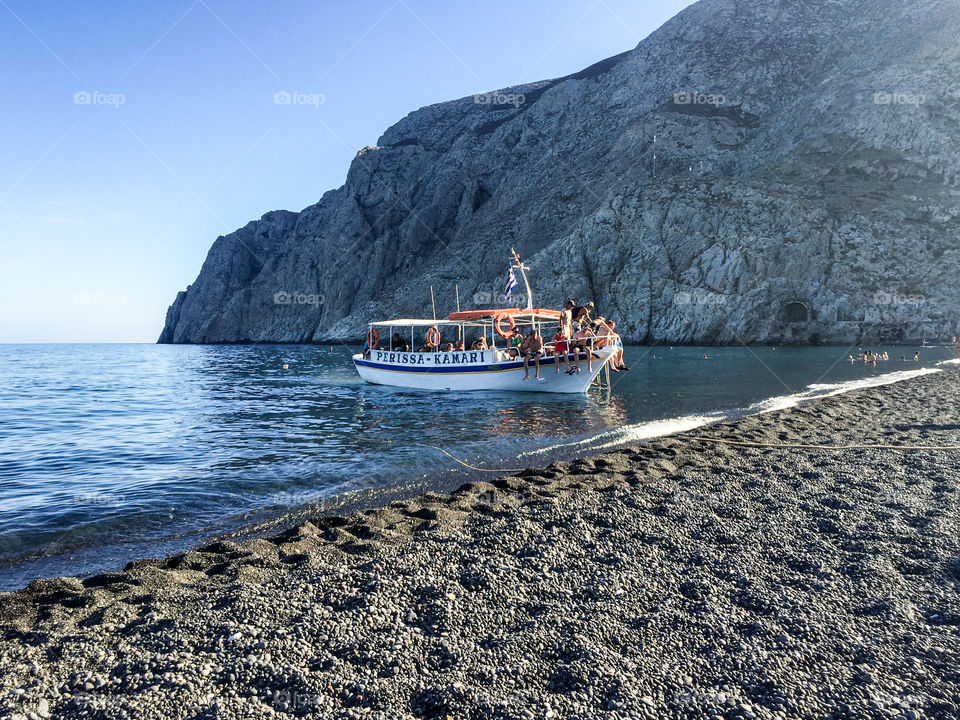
[510,248,538,338]
[510,248,534,312]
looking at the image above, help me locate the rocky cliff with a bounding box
[159,0,960,345]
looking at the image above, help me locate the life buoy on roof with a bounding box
[427,327,441,346]
[494,312,516,338]
[367,327,379,348]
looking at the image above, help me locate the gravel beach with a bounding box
[2,367,959,720]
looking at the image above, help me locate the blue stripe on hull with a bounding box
[354,353,600,374]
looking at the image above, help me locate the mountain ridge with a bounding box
[159,0,960,345]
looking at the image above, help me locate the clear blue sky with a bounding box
[0,0,695,342]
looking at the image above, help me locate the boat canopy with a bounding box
[448,308,560,321]
[368,308,561,327]
[367,318,455,327]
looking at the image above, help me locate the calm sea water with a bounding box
[1,343,956,590]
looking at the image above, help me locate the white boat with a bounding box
[352,252,620,393]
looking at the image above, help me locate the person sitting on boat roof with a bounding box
[572,301,594,327]
[521,329,544,381]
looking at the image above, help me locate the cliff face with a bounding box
[160,0,960,345]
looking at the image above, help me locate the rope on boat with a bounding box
[695,438,960,451]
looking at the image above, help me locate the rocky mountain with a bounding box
[159,0,960,345]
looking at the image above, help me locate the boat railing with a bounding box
[364,332,620,360]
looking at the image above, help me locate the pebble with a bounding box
[2,372,960,719]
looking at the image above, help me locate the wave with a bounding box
[805,367,941,396]
[517,365,947,462]
[515,413,722,461]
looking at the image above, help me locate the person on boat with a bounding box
[391,332,409,352]
[553,324,569,374]
[571,322,596,373]
[521,329,544,380]
[599,319,629,371]
[560,300,575,339]
[572,301,594,327]
[593,320,615,369]
[471,336,489,351]
[424,326,440,353]
[593,319,610,348]
[506,330,524,359]
[441,342,455,352]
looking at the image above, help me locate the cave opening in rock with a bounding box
[783,301,809,323]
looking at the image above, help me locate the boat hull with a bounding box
[353,348,616,393]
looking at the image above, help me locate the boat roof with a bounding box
[369,318,458,327]
[368,308,561,327]
[449,308,561,321]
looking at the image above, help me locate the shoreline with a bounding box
[2,367,959,719]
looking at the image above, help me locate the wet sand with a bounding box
[2,367,959,720]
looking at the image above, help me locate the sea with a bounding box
[1,343,957,591]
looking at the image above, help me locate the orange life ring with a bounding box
[427,327,441,346]
[494,313,516,338]
[367,328,379,348]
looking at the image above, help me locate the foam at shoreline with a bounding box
[518,365,946,463]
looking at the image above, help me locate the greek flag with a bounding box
[504,267,518,301]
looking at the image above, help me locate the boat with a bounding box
[352,251,621,393]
